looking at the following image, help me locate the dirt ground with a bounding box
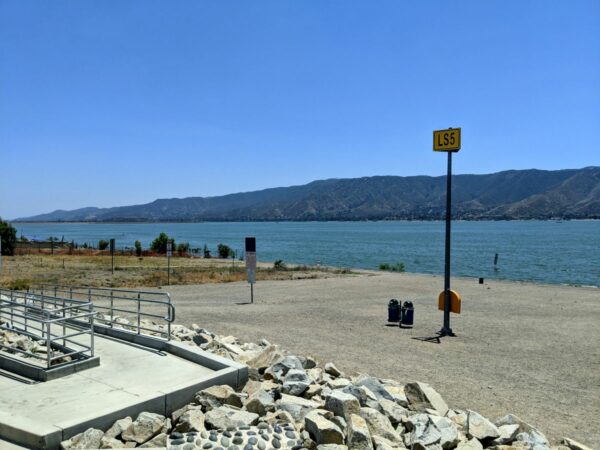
[157,272,600,447]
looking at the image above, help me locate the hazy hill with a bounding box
[15,167,600,222]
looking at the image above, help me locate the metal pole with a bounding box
[251,283,254,304]
[440,151,454,336]
[137,292,141,334]
[167,254,170,286]
[90,303,95,357]
[110,290,114,328]
[46,316,52,368]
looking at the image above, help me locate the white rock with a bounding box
[121,412,166,444]
[283,369,312,396]
[99,436,127,448]
[175,409,205,432]
[278,394,321,423]
[372,435,407,450]
[263,410,297,428]
[317,445,348,450]
[355,377,395,403]
[324,362,343,377]
[265,355,304,381]
[195,384,240,410]
[325,390,361,421]
[404,414,441,448]
[205,405,259,429]
[172,404,202,424]
[467,410,500,441]
[61,428,104,450]
[305,410,345,445]
[430,416,460,450]
[495,414,535,434]
[404,382,449,416]
[328,378,352,390]
[138,432,167,448]
[377,398,408,426]
[308,367,325,383]
[347,414,373,450]
[492,424,520,445]
[515,430,550,450]
[359,407,402,444]
[245,389,276,416]
[561,437,593,450]
[245,345,284,370]
[103,416,133,440]
[456,438,483,450]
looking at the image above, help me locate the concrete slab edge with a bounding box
[0,411,63,450]
[0,355,100,382]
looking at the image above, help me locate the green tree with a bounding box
[0,219,17,256]
[217,243,233,259]
[151,232,175,254]
[98,239,109,250]
[134,240,143,257]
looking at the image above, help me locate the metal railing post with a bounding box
[137,292,141,334]
[167,293,172,341]
[90,302,95,357]
[46,313,52,368]
[110,290,114,328]
[10,290,14,327]
[63,297,66,346]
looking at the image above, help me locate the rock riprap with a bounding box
[58,321,588,450]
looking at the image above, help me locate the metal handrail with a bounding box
[0,289,96,369]
[29,285,175,340]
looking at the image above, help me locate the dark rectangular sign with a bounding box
[245,237,256,252]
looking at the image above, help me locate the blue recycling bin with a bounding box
[400,300,414,327]
[388,299,400,322]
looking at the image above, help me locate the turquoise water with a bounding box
[11,221,600,287]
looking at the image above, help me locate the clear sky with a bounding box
[1,1,599,219]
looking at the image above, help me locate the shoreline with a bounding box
[10,218,600,224]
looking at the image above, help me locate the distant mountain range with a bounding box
[15,167,600,222]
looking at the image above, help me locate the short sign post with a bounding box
[245,237,256,303]
[433,127,461,336]
[110,238,116,275]
[167,239,173,286]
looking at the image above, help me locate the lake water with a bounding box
[11,221,600,287]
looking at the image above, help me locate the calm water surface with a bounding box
[11,221,600,287]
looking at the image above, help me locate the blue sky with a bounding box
[1,1,599,219]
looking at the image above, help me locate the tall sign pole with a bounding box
[110,238,116,275]
[433,127,461,336]
[245,237,256,304]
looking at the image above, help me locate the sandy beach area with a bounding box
[159,271,600,447]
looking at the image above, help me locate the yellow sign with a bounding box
[438,289,461,314]
[433,128,461,152]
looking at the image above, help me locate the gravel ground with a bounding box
[155,272,600,447]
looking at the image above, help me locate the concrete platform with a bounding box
[0,326,247,449]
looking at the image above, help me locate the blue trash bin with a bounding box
[400,300,414,327]
[388,299,400,322]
